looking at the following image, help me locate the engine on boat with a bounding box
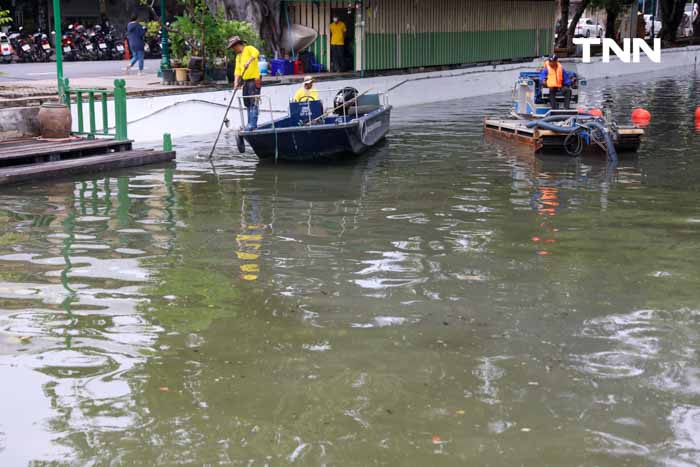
[334,87,359,115]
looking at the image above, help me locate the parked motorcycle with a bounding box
[146,33,162,59]
[9,27,35,63]
[89,25,110,60]
[0,32,12,64]
[61,27,78,61]
[32,31,53,62]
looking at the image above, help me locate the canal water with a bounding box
[1,68,700,466]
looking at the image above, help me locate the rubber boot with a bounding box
[246,107,259,131]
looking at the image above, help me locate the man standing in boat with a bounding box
[329,16,347,72]
[229,36,261,130]
[540,55,573,110]
[293,76,320,102]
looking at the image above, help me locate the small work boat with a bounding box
[484,70,644,160]
[238,88,392,162]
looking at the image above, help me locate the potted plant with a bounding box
[169,5,263,84]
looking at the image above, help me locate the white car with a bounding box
[575,18,604,38]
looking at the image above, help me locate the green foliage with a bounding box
[169,7,262,66]
[144,20,161,39]
[0,9,11,26]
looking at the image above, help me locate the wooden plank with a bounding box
[0,139,133,162]
[0,150,175,186]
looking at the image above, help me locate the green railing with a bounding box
[62,78,128,141]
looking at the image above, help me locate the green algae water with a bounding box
[1,68,700,465]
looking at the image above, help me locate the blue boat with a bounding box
[237,91,392,162]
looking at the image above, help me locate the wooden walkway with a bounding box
[0,137,175,186]
[0,138,133,166]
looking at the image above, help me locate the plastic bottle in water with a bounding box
[259,55,269,76]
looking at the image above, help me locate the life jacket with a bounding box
[545,61,563,88]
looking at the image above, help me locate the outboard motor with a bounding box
[333,87,358,115]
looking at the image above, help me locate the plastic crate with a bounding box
[271,59,293,76]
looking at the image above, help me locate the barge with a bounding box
[484,70,644,159]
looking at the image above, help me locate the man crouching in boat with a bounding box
[293,76,320,102]
[540,55,573,110]
[228,36,261,130]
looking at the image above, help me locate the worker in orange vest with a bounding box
[539,55,573,110]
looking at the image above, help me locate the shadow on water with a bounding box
[0,68,700,465]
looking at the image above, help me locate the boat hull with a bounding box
[241,106,392,162]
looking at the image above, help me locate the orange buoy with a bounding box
[588,108,603,117]
[631,108,651,123]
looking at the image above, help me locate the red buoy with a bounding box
[588,108,603,117]
[631,108,651,123]
[695,107,700,120]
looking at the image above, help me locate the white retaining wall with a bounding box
[75,45,700,143]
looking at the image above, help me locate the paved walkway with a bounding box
[0,57,355,107]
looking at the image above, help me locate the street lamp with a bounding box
[159,0,170,76]
[52,0,64,97]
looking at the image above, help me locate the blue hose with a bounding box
[587,120,618,162]
[527,117,618,161]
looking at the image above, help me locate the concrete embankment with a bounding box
[0,107,39,141]
[80,45,700,143]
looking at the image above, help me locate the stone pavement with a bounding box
[0,70,354,108]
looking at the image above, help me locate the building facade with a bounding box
[286,0,556,73]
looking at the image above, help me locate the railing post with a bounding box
[88,91,96,139]
[62,78,71,106]
[76,91,84,134]
[113,79,128,141]
[101,92,109,135]
[163,133,172,152]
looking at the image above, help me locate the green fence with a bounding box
[365,28,553,71]
[62,78,128,141]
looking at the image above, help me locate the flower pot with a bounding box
[37,103,72,139]
[174,67,188,82]
[161,68,175,84]
[188,56,203,71]
[206,67,227,82]
[189,69,203,83]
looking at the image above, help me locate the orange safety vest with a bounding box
[545,61,563,88]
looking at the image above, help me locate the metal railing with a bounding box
[236,88,388,129]
[62,78,128,141]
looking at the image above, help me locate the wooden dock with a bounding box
[0,137,175,186]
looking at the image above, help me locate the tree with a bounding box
[556,0,571,48]
[210,0,282,54]
[565,0,591,47]
[659,0,687,42]
[0,8,11,26]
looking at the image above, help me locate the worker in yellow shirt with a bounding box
[293,76,320,102]
[228,35,261,130]
[329,16,347,72]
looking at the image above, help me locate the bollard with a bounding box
[163,133,173,152]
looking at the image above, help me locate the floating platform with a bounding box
[484,117,644,156]
[0,138,175,186]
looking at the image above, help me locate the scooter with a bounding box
[9,27,34,63]
[33,31,53,62]
[61,30,77,61]
[0,32,12,64]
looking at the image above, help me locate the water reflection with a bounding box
[1,69,700,465]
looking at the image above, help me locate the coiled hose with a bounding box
[527,116,618,162]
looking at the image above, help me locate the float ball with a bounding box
[588,108,603,117]
[631,108,651,122]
